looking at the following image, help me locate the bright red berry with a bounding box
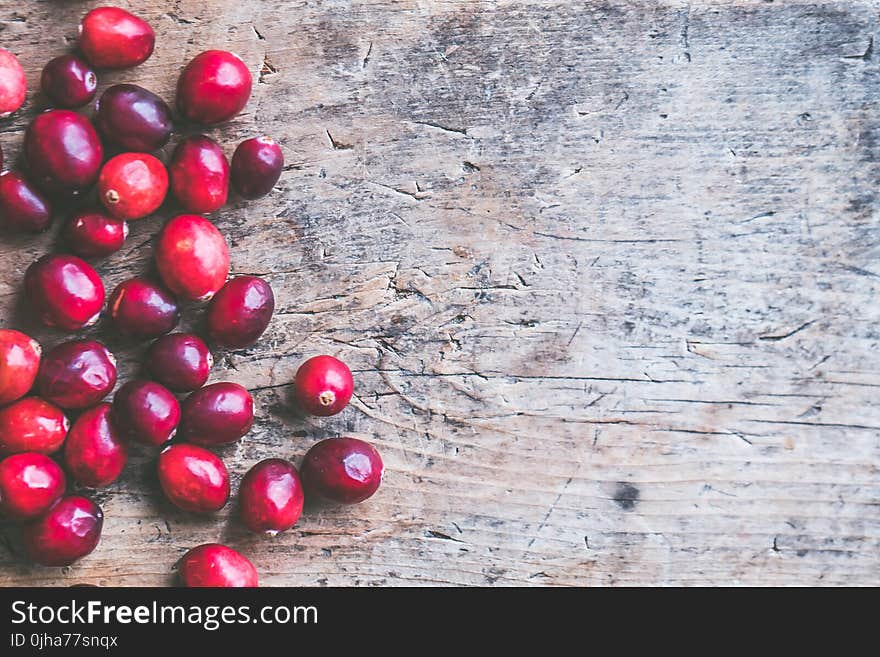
[301,437,384,504]
[0,171,52,233]
[63,209,128,259]
[178,544,258,587]
[0,48,26,117]
[37,340,117,410]
[179,382,254,447]
[293,355,354,416]
[176,51,251,125]
[22,495,103,566]
[78,7,155,70]
[0,452,66,520]
[206,276,274,349]
[40,55,97,108]
[239,459,303,535]
[169,135,229,214]
[155,215,229,301]
[111,380,180,447]
[158,443,230,514]
[24,109,103,198]
[108,277,179,340]
[64,403,127,487]
[231,137,284,199]
[95,84,172,152]
[146,333,213,392]
[98,152,168,221]
[0,329,41,406]
[25,254,105,331]
[0,397,69,457]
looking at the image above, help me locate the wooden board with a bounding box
[0,0,878,586]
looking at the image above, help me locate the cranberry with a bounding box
[0,452,66,520]
[108,277,179,340]
[176,51,252,125]
[64,403,126,487]
[239,459,303,534]
[178,544,258,587]
[179,383,254,446]
[206,276,274,349]
[169,135,229,214]
[22,495,103,566]
[146,333,212,392]
[0,171,52,233]
[78,7,154,70]
[0,398,69,457]
[0,329,41,406]
[0,49,26,117]
[155,215,229,301]
[63,209,128,259]
[111,380,180,447]
[95,84,172,152]
[301,437,384,504]
[37,340,117,410]
[24,109,103,198]
[98,152,168,221]
[231,137,284,199]
[40,55,97,108]
[293,355,354,416]
[25,254,105,331]
[158,444,229,513]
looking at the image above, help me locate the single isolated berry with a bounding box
[25,254,105,331]
[300,437,384,504]
[0,48,26,117]
[239,458,304,535]
[37,339,117,410]
[176,50,252,125]
[108,277,179,340]
[111,380,180,447]
[95,83,173,152]
[40,55,97,108]
[78,7,155,70]
[206,275,275,349]
[231,137,284,199]
[0,397,69,457]
[179,382,254,446]
[155,214,230,301]
[22,495,103,566]
[0,329,41,406]
[64,403,127,487]
[0,171,53,233]
[146,333,213,392]
[24,109,103,198]
[0,452,66,521]
[158,443,230,514]
[63,209,128,259]
[178,544,258,587]
[293,355,354,416]
[169,135,229,214]
[98,152,168,220]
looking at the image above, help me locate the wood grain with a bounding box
[0,0,878,586]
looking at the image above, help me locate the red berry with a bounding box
[301,437,384,504]
[176,51,252,125]
[37,340,117,410]
[0,398,69,457]
[179,382,254,446]
[40,55,97,108]
[155,215,229,301]
[239,459,303,535]
[22,495,103,566]
[178,544,258,587]
[111,380,180,447]
[63,209,128,259]
[293,355,354,416]
[95,84,172,152]
[24,109,103,198]
[230,137,283,199]
[78,7,155,70]
[98,152,168,220]
[169,135,229,214]
[64,403,127,487]
[0,329,41,406]
[0,49,26,117]
[158,443,230,513]
[25,254,105,331]
[206,276,274,349]
[108,277,179,340]
[0,171,52,233]
[146,333,213,392]
[0,452,66,520]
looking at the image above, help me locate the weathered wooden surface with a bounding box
[0,0,878,586]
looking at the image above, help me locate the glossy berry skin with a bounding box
[78,7,154,70]
[293,355,354,417]
[37,340,117,410]
[64,403,126,487]
[169,136,229,214]
[111,380,180,447]
[0,49,26,117]
[24,110,103,198]
[179,544,258,587]
[239,459,303,534]
[0,329,41,407]
[108,278,179,340]
[0,398,69,457]
[206,276,274,349]
[158,444,230,514]
[155,215,229,301]
[0,452,66,520]
[177,51,252,125]
[231,137,284,199]
[301,437,384,504]
[25,254,105,331]
[0,171,53,233]
[179,383,254,447]
[146,333,213,392]
[98,152,168,220]
[40,55,97,108]
[95,84,172,152]
[63,210,128,259]
[22,495,103,566]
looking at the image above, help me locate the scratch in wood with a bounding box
[425,530,464,543]
[259,54,278,83]
[534,232,683,244]
[842,34,873,60]
[369,180,429,201]
[252,25,265,40]
[838,263,880,278]
[411,120,469,137]
[567,320,582,346]
[528,477,572,547]
[738,210,776,224]
[680,5,691,62]
[362,40,373,68]
[758,320,815,342]
[325,130,354,150]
